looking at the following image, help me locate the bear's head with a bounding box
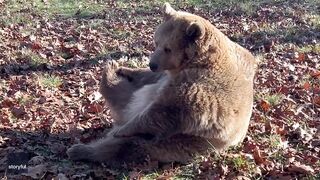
[149,3,213,72]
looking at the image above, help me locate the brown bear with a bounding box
[67,3,256,164]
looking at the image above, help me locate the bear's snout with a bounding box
[149,62,158,72]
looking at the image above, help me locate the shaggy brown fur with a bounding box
[67,3,256,164]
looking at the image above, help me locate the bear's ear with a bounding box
[163,2,176,20]
[186,22,205,40]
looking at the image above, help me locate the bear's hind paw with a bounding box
[67,144,94,161]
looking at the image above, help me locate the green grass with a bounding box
[22,49,48,67]
[16,94,33,106]
[308,14,320,28]
[38,0,105,18]
[232,155,248,170]
[1,0,105,25]
[124,59,148,68]
[304,173,320,180]
[2,0,318,27]
[2,14,32,25]
[255,93,283,107]
[228,155,260,178]
[268,134,287,164]
[38,74,62,89]
[173,166,196,180]
[248,7,320,44]
[207,153,260,178]
[121,162,195,180]
[297,44,320,53]
[269,134,283,149]
[251,25,318,44]
[0,80,6,98]
[141,172,160,180]
[264,93,283,107]
[114,0,287,15]
[270,150,286,164]
[108,29,131,39]
[179,0,289,15]
[9,113,19,123]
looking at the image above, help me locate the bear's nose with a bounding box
[149,62,158,72]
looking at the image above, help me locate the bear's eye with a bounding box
[164,47,171,53]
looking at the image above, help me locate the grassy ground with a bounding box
[0,0,319,179]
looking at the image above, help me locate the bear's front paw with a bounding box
[116,67,134,82]
[102,60,120,84]
[104,60,119,72]
[67,144,94,161]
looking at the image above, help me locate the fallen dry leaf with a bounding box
[28,156,45,166]
[54,173,68,180]
[22,164,47,179]
[259,100,271,112]
[287,162,314,174]
[302,82,311,90]
[310,71,320,79]
[314,96,320,107]
[253,147,266,165]
[11,106,26,118]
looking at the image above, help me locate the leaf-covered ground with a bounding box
[0,0,319,179]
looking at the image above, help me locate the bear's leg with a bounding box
[67,129,128,162]
[68,61,166,163]
[100,61,163,124]
[99,61,136,117]
[67,132,209,163]
[143,135,211,163]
